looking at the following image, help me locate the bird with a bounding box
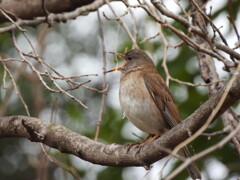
[105,48,201,180]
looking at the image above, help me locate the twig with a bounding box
[40,73,98,79]
[158,24,170,86]
[201,127,229,140]
[141,1,234,67]
[150,0,240,61]
[173,0,189,18]
[164,122,240,180]
[94,10,108,141]
[123,0,139,41]
[113,22,121,56]
[139,32,159,44]
[0,63,27,116]
[23,52,105,94]
[0,57,24,63]
[40,144,81,180]
[102,7,129,21]
[227,0,240,41]
[190,0,229,47]
[104,0,139,48]
[11,32,89,109]
[1,63,30,116]
[171,61,240,163]
[168,41,184,48]
[159,157,172,179]
[2,62,7,89]
[41,0,51,26]
[169,77,224,87]
[0,8,27,32]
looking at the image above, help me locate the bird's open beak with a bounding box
[104,54,126,73]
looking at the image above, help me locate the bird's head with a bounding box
[105,48,155,74]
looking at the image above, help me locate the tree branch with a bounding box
[189,0,240,155]
[0,0,116,34]
[0,0,96,23]
[151,0,240,61]
[0,74,240,167]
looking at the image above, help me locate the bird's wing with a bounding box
[144,72,181,128]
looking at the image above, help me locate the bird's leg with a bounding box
[134,133,162,154]
[125,132,163,153]
[125,134,150,152]
[125,134,159,153]
[142,134,154,142]
[149,132,162,142]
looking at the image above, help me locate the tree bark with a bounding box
[0,0,95,23]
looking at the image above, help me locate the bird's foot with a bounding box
[148,132,161,142]
[124,141,147,154]
[125,142,141,152]
[125,133,162,154]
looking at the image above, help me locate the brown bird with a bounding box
[106,48,201,180]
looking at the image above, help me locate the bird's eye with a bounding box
[127,57,132,61]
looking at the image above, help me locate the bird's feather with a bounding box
[144,72,181,128]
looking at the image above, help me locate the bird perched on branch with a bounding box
[105,48,201,180]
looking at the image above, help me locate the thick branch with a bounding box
[0,0,95,23]
[0,0,116,34]
[0,74,240,167]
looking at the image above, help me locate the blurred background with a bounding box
[0,0,240,180]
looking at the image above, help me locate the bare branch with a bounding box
[0,0,116,34]
[165,123,240,180]
[172,62,240,160]
[104,0,139,48]
[40,144,81,180]
[94,10,108,141]
[189,0,240,156]
[1,63,30,116]
[150,0,240,61]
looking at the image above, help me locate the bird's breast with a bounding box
[119,72,167,134]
